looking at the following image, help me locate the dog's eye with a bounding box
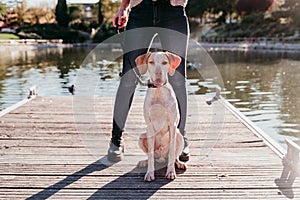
[149,61,154,64]
[162,61,168,65]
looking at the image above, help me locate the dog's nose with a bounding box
[155,78,161,83]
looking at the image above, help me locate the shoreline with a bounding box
[0,39,300,52]
[200,41,300,52]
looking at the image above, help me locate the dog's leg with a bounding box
[166,125,177,180]
[137,133,148,168]
[144,126,155,182]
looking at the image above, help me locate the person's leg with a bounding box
[157,4,190,161]
[108,50,144,162]
[108,0,157,162]
[168,71,190,162]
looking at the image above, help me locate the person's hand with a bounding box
[113,8,128,29]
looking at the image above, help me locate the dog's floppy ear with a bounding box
[166,52,181,76]
[135,52,151,75]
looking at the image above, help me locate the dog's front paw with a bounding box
[175,159,187,170]
[144,171,155,182]
[165,168,176,180]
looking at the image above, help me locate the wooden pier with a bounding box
[0,95,299,199]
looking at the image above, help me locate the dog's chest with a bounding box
[144,86,179,128]
[147,87,174,106]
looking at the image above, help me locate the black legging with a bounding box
[113,0,189,136]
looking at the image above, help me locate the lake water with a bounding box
[0,45,299,148]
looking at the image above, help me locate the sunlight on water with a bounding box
[207,51,300,147]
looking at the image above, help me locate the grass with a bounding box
[0,33,19,40]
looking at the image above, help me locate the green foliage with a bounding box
[240,13,265,25]
[236,0,274,15]
[230,29,245,37]
[16,24,87,43]
[203,10,298,39]
[15,22,118,43]
[186,0,210,18]
[187,0,238,24]
[69,5,83,22]
[92,23,116,43]
[209,0,238,23]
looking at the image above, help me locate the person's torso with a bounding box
[130,0,188,9]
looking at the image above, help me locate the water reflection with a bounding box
[0,46,299,147]
[0,46,93,108]
[207,51,300,146]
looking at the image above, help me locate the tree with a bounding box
[23,7,55,24]
[282,0,300,27]
[186,0,210,18]
[69,5,83,22]
[208,0,238,23]
[15,1,27,26]
[236,0,274,15]
[186,0,239,24]
[98,0,103,25]
[101,0,120,22]
[55,0,69,27]
[0,3,7,20]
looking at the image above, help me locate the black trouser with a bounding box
[113,0,189,136]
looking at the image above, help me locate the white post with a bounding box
[28,86,37,99]
[278,139,300,186]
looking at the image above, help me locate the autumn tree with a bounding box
[23,7,55,24]
[0,3,7,21]
[101,0,120,23]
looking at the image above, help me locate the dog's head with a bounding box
[135,52,181,87]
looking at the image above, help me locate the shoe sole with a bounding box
[107,154,123,162]
[179,153,190,162]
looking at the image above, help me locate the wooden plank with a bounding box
[0,96,36,118]
[0,96,299,199]
[0,189,297,199]
[219,97,286,158]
